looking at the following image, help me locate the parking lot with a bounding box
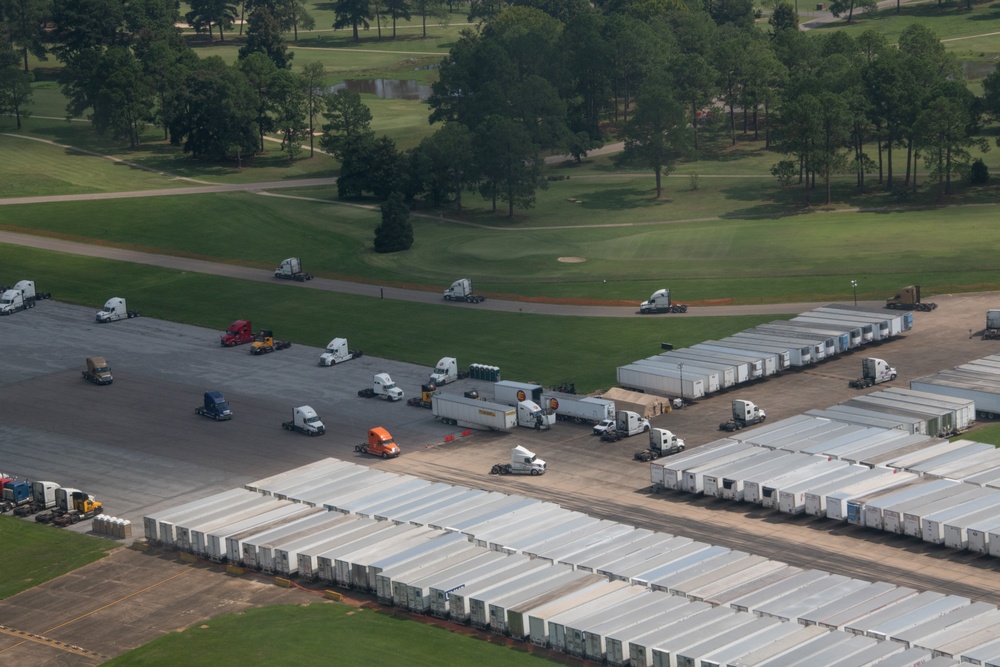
[3,292,1000,663]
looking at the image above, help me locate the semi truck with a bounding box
[355,427,400,458]
[885,285,936,311]
[601,411,651,441]
[1,480,59,516]
[633,428,686,462]
[490,446,546,476]
[36,489,104,526]
[516,400,555,430]
[250,330,292,355]
[82,356,113,385]
[541,391,615,424]
[320,338,363,366]
[195,391,232,420]
[0,281,49,315]
[274,257,313,281]
[984,310,1000,340]
[429,357,469,386]
[431,394,516,431]
[639,289,687,314]
[221,320,255,346]
[96,297,140,322]
[443,278,485,303]
[358,373,405,401]
[719,399,767,432]
[282,406,326,436]
[849,358,897,389]
[407,384,438,409]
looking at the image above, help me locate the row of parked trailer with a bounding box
[911,354,1000,420]
[144,458,1000,665]
[650,396,1000,558]
[617,304,914,399]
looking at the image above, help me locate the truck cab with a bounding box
[517,400,554,430]
[851,358,897,388]
[83,357,114,385]
[639,289,687,314]
[196,391,232,420]
[616,410,651,437]
[443,279,485,303]
[0,289,26,314]
[221,320,254,347]
[283,406,325,436]
[319,338,361,366]
[648,428,686,459]
[374,373,404,401]
[721,399,766,430]
[274,257,313,281]
[356,427,400,458]
[96,297,138,323]
[429,357,466,385]
[491,445,547,475]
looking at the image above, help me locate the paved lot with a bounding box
[3,292,1000,662]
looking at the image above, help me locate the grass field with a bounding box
[103,603,565,666]
[0,517,117,600]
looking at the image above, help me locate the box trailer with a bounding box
[537,585,650,649]
[377,487,476,524]
[243,512,353,569]
[826,473,919,522]
[645,609,759,667]
[667,348,760,380]
[755,576,868,623]
[652,441,751,491]
[314,523,420,583]
[847,479,941,528]
[540,391,615,424]
[692,342,780,375]
[627,605,734,667]
[202,502,315,561]
[359,482,455,520]
[910,373,1000,420]
[485,570,599,633]
[748,325,839,357]
[901,485,988,538]
[891,602,998,648]
[245,458,355,494]
[655,351,747,384]
[728,334,814,366]
[333,525,439,587]
[726,570,833,614]
[384,545,486,606]
[493,380,544,406]
[698,623,828,667]
[704,450,791,499]
[366,532,469,593]
[224,506,328,564]
[453,563,568,624]
[743,456,835,505]
[633,358,723,393]
[431,393,517,431]
[690,562,793,605]
[861,593,969,641]
[760,459,851,510]
[405,551,513,613]
[862,478,956,531]
[178,497,288,553]
[713,338,792,371]
[679,447,768,495]
[606,602,717,665]
[733,330,827,361]
[672,615,784,667]
[618,363,707,399]
[441,560,552,620]
[583,595,692,662]
[284,519,398,578]
[778,465,869,515]
[922,490,1000,544]
[149,488,262,546]
[529,522,636,563]
[507,579,634,641]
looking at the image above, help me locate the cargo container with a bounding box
[921,490,1000,544]
[862,478,956,531]
[692,341,783,374]
[743,456,833,505]
[652,440,749,490]
[617,363,707,399]
[539,391,615,424]
[824,472,917,521]
[859,593,969,641]
[778,465,869,515]
[704,450,791,499]
[431,393,517,431]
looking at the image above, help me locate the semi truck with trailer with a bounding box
[443,278,485,303]
[221,320,255,346]
[0,280,49,315]
[96,297,140,322]
[274,257,313,281]
[358,373,404,401]
[849,358,898,389]
[491,446,547,476]
[250,329,291,355]
[719,399,767,432]
[195,391,232,420]
[82,356,114,385]
[633,428,686,462]
[282,406,326,436]
[319,338,363,366]
[639,289,687,314]
[355,427,400,459]
[431,393,516,431]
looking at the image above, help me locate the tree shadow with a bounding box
[574,187,675,211]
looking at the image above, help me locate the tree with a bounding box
[411,0,447,37]
[336,133,376,197]
[410,122,477,210]
[185,0,239,41]
[51,0,127,58]
[0,49,33,128]
[0,0,51,71]
[239,2,293,68]
[270,68,308,159]
[768,0,798,34]
[914,86,987,200]
[299,61,326,157]
[332,0,372,40]
[319,88,373,157]
[368,135,405,199]
[705,0,756,27]
[827,0,877,24]
[383,0,411,37]
[617,75,690,199]
[475,115,545,217]
[238,52,279,151]
[140,38,197,140]
[276,0,315,41]
[983,62,1000,125]
[560,9,612,141]
[374,192,414,252]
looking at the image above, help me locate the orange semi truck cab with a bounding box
[355,427,400,459]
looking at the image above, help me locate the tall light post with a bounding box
[851,280,858,307]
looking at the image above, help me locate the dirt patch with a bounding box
[557,256,586,263]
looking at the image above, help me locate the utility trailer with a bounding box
[431,393,516,431]
[540,391,615,424]
[617,363,706,400]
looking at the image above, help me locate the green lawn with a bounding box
[103,603,565,667]
[0,517,117,600]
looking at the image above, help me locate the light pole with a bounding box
[851,280,858,307]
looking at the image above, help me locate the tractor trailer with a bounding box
[431,394,516,431]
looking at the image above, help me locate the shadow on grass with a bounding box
[575,187,670,211]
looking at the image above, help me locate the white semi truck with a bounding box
[274,257,313,281]
[490,446,546,476]
[0,280,50,315]
[282,406,326,436]
[443,278,485,303]
[634,428,686,462]
[719,399,767,432]
[639,288,687,314]
[601,410,651,441]
[319,338,363,366]
[429,357,469,386]
[358,373,405,401]
[96,297,140,323]
[849,358,897,389]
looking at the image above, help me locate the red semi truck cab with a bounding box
[221,320,255,347]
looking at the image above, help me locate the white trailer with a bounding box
[890,601,997,648]
[225,506,328,564]
[700,564,801,608]
[727,570,837,613]
[246,459,357,495]
[618,363,706,399]
[531,523,637,564]
[696,622,825,667]
[646,608,758,667]
[632,359,722,393]
[493,380,544,406]
[605,601,716,665]
[679,447,767,494]
[583,596,692,662]
[703,449,790,499]
[860,592,968,640]
[145,488,258,544]
[702,339,789,372]
[405,551,512,613]
[769,320,858,351]
[179,497,287,553]
[507,579,633,641]
[863,479,956,531]
[447,562,558,622]
[653,441,752,491]
[283,519,389,577]
[684,560,789,604]
[381,544,484,606]
[748,326,838,357]
[368,532,470,594]
[778,465,869,515]
[672,615,784,667]
[483,570,597,632]
[826,473,918,522]
[431,393,516,431]
[677,347,767,379]
[712,625,830,667]
[316,523,423,583]
[911,373,1000,419]
[743,456,834,505]
[965,515,1000,554]
[901,486,989,538]
[760,459,850,509]
[733,331,823,360]
[203,502,314,561]
[921,490,1000,544]
[628,606,733,667]
[656,351,747,385]
[541,586,651,650]
[540,391,615,423]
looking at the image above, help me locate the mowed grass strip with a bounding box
[103,603,566,667]
[0,245,778,392]
[0,517,117,600]
[5,190,1000,303]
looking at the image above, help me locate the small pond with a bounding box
[331,79,434,101]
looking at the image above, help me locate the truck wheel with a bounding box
[530,469,540,476]
[491,465,500,474]
[381,452,389,459]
